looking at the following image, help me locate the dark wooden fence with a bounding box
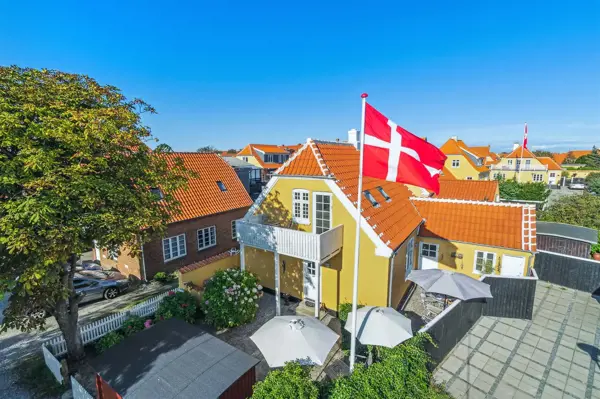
[482,275,537,319]
[422,272,538,365]
[534,250,600,294]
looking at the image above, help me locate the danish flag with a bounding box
[523,123,528,149]
[362,103,447,194]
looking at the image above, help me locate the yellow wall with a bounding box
[390,231,418,308]
[244,177,392,312]
[178,253,240,291]
[494,157,549,183]
[444,155,488,180]
[564,169,600,179]
[415,237,533,279]
[237,155,263,169]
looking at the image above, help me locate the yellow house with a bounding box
[490,145,552,184]
[236,139,537,316]
[236,144,291,182]
[440,137,491,180]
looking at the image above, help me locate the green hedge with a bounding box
[251,362,319,399]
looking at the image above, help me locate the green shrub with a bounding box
[122,315,145,336]
[251,362,319,399]
[155,290,197,323]
[153,271,176,283]
[95,331,125,353]
[329,334,451,399]
[338,303,367,357]
[591,243,600,255]
[202,268,262,329]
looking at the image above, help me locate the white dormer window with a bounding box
[452,159,460,168]
[292,189,310,224]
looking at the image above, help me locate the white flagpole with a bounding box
[518,122,526,182]
[349,93,368,372]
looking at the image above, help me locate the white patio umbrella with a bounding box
[250,316,339,367]
[344,306,413,348]
[407,269,493,302]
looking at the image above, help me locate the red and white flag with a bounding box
[523,123,528,149]
[362,103,447,194]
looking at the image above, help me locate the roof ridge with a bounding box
[410,196,534,208]
[274,139,312,175]
[312,139,355,146]
[308,139,332,176]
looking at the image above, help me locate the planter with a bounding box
[593,253,600,261]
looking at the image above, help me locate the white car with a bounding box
[569,182,586,190]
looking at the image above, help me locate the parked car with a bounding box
[75,270,130,303]
[569,181,586,190]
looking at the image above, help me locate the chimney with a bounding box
[513,142,519,151]
[348,129,360,148]
[336,138,340,142]
[451,136,458,141]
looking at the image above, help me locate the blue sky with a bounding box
[1,1,599,152]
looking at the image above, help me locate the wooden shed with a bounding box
[536,221,598,258]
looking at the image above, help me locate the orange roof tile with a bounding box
[437,180,499,202]
[537,157,563,171]
[552,150,592,164]
[504,145,536,158]
[277,140,423,250]
[439,167,457,181]
[412,198,536,251]
[236,144,291,169]
[162,153,253,223]
[179,250,237,274]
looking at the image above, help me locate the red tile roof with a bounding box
[412,198,536,251]
[504,145,536,159]
[537,157,563,171]
[277,140,423,250]
[439,167,457,181]
[440,138,489,173]
[237,144,291,169]
[179,249,238,274]
[162,153,253,223]
[552,150,592,165]
[437,180,499,202]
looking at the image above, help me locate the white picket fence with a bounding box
[71,376,94,399]
[44,289,177,356]
[42,345,63,384]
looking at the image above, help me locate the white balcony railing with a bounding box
[236,220,343,263]
[490,164,548,172]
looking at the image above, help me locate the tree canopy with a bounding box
[155,143,174,153]
[540,193,600,236]
[585,172,600,195]
[575,153,600,169]
[0,66,188,364]
[497,178,550,202]
[532,150,553,158]
[197,145,218,153]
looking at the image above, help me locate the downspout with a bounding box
[387,252,396,307]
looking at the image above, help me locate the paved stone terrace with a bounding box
[434,282,600,399]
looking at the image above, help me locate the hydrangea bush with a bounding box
[155,290,197,323]
[202,268,263,329]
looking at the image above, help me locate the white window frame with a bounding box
[420,242,438,258]
[292,189,310,224]
[163,234,186,262]
[508,159,513,165]
[532,173,543,182]
[474,250,497,274]
[313,192,333,234]
[466,177,473,180]
[451,159,460,168]
[525,159,531,166]
[405,237,415,277]
[197,226,217,251]
[231,220,237,240]
[550,172,556,177]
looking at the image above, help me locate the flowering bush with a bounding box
[202,268,263,329]
[122,315,145,336]
[95,331,124,353]
[155,290,197,323]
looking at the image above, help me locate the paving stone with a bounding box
[473,371,496,393]
[550,358,572,375]
[479,316,495,328]
[433,368,453,385]
[472,325,490,338]
[563,325,580,338]
[573,352,592,367]
[511,319,529,329]
[517,343,535,357]
[506,326,524,340]
[448,378,469,398]
[442,356,464,374]
[479,341,497,357]
[494,346,512,362]
[536,338,555,353]
[531,348,551,365]
[546,370,568,390]
[546,319,563,332]
[541,329,560,342]
[568,363,589,383]
[523,333,540,347]
[513,389,536,399]
[528,324,544,337]
[579,330,596,342]
[469,352,490,369]
[487,331,505,345]
[499,336,518,351]
[463,386,487,399]
[556,345,575,361]
[540,384,563,399]
[462,334,481,349]
[580,322,597,333]
[453,344,470,360]
[485,357,505,375]
[494,322,510,334]
[494,381,518,398]
[518,374,540,396]
[524,360,546,377]
[565,380,586,398]
[591,388,600,399]
[459,365,481,384]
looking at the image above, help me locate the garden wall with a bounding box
[178,250,240,293]
[534,250,600,294]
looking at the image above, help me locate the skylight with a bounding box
[150,188,164,200]
[217,181,227,192]
[363,190,379,208]
[376,186,391,202]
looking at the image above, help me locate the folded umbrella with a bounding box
[407,269,493,301]
[344,306,413,348]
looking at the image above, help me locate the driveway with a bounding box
[0,282,175,399]
[547,186,583,207]
[434,282,600,399]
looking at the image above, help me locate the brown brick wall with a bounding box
[100,245,142,278]
[141,207,248,279]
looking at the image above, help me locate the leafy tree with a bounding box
[532,150,553,158]
[252,362,319,399]
[197,145,218,153]
[564,151,577,164]
[155,143,174,153]
[226,148,239,154]
[575,153,600,169]
[498,179,550,202]
[593,145,598,155]
[585,172,600,195]
[540,194,600,233]
[0,66,189,368]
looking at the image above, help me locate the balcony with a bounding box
[490,164,548,172]
[236,219,343,264]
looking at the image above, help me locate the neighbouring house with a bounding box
[100,153,253,280]
[469,145,501,166]
[236,144,292,182]
[536,157,563,186]
[536,221,598,258]
[222,156,263,199]
[552,150,593,165]
[90,318,259,399]
[490,144,550,184]
[236,139,536,315]
[439,136,491,180]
